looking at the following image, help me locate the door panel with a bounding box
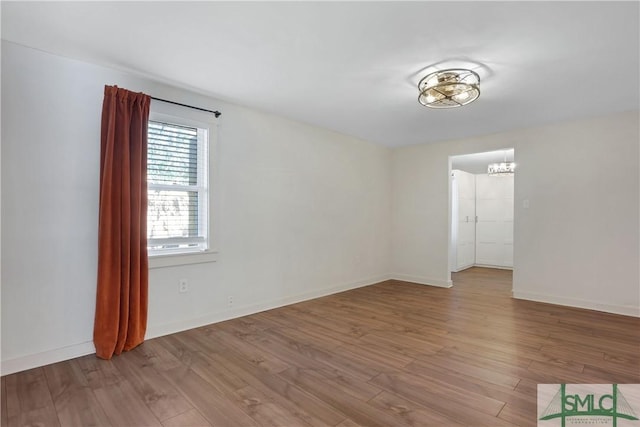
[475,174,514,268]
[453,170,476,271]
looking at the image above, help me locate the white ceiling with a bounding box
[2,1,638,147]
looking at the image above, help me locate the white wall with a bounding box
[392,111,639,316]
[1,41,391,374]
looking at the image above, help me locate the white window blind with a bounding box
[147,119,209,256]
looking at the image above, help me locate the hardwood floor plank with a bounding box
[4,368,61,427]
[6,368,54,413]
[191,350,253,395]
[163,334,252,395]
[581,363,640,383]
[50,388,112,427]
[158,333,203,365]
[76,355,126,389]
[208,316,273,335]
[603,349,640,365]
[161,408,211,427]
[440,330,542,357]
[286,367,382,402]
[43,360,89,395]
[333,342,414,370]
[424,344,578,387]
[525,360,605,384]
[335,419,363,427]
[109,348,194,421]
[438,343,533,369]
[514,378,539,396]
[411,354,521,388]
[367,390,467,427]
[244,327,381,383]
[1,377,8,427]
[358,330,443,358]
[547,328,640,355]
[233,385,316,427]
[404,358,535,412]
[498,401,535,427]
[193,328,291,374]
[583,355,640,378]
[161,366,259,426]
[261,329,391,382]
[137,340,186,372]
[43,361,112,426]
[370,371,509,424]
[93,378,162,427]
[264,325,346,352]
[279,367,410,427]
[3,376,19,422]
[7,405,61,427]
[204,344,346,427]
[536,345,600,372]
[298,297,428,336]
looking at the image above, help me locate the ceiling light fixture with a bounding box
[418,68,480,109]
[488,151,515,176]
[487,162,515,176]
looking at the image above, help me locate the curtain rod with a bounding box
[150,96,221,118]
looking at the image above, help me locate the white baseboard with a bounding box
[473,264,513,271]
[1,341,95,376]
[1,275,390,376]
[390,273,452,288]
[512,290,640,318]
[452,264,513,273]
[146,274,391,340]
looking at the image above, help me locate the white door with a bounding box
[475,174,514,268]
[453,170,476,271]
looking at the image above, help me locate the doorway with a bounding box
[449,149,515,276]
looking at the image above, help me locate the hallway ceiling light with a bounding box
[488,162,515,176]
[418,68,480,109]
[488,150,515,176]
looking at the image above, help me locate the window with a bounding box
[147,116,209,257]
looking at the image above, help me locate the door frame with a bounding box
[447,148,516,286]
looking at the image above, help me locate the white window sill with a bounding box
[149,250,218,269]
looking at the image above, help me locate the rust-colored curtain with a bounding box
[94,85,150,360]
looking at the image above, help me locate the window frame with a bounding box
[146,103,218,269]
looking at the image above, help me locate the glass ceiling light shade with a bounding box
[418,68,480,109]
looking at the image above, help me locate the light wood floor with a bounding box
[2,268,639,426]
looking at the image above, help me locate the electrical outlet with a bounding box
[179,279,189,293]
[227,296,234,307]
